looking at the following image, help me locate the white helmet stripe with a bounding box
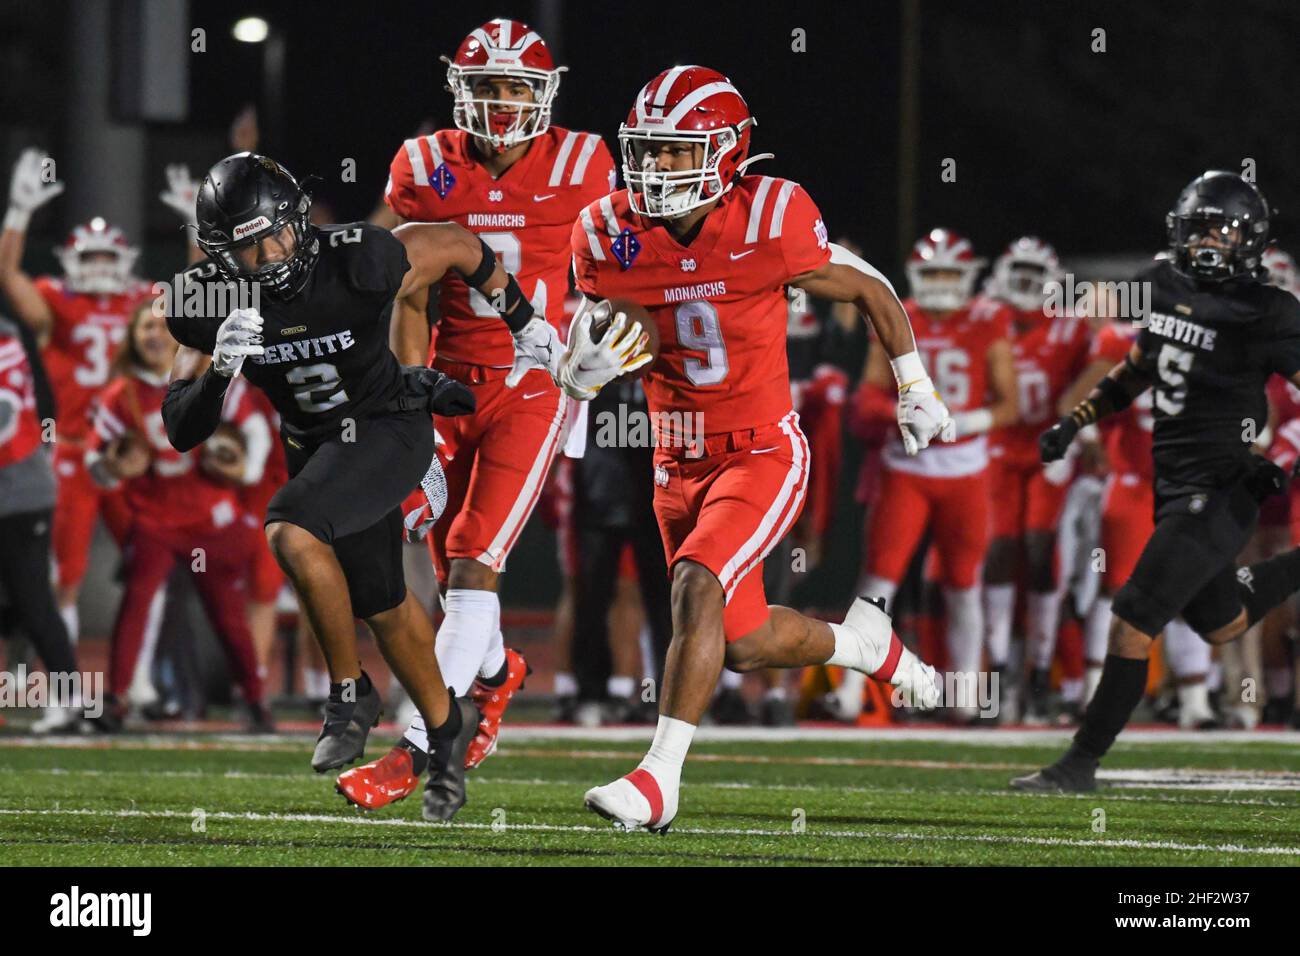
[768,180,797,239]
[652,65,692,112]
[665,81,742,126]
[549,131,579,187]
[580,207,606,261]
[404,138,428,186]
[745,176,775,244]
[569,134,600,185]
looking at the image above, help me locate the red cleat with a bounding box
[466,648,530,769]
[336,745,419,809]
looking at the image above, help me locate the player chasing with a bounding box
[337,18,617,810]
[1013,171,1300,792]
[162,151,544,820]
[557,65,950,831]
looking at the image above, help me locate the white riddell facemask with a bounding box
[620,126,749,219]
[991,239,1063,311]
[906,230,984,312]
[55,219,139,295]
[443,64,563,151]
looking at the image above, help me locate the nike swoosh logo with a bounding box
[750,446,779,454]
[533,194,556,202]
[730,250,756,260]
[522,390,549,400]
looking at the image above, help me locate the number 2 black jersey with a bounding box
[1134,259,1300,494]
[167,223,409,442]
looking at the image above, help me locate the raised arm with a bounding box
[1,149,63,342]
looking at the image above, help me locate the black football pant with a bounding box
[0,509,77,675]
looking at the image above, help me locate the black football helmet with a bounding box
[1166,171,1271,282]
[196,152,319,298]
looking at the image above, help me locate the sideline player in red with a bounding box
[336,18,617,808]
[830,229,1017,723]
[84,301,268,730]
[982,237,1091,720]
[564,66,949,831]
[0,150,153,641]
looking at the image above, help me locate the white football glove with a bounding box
[896,379,952,456]
[159,163,200,227]
[1042,439,1081,486]
[212,308,264,378]
[505,315,563,388]
[6,148,63,231]
[558,303,653,401]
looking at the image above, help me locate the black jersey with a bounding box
[167,223,409,442]
[1134,260,1300,494]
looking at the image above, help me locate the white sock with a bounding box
[435,588,498,697]
[1207,660,1223,693]
[718,668,744,690]
[479,625,506,681]
[857,574,899,609]
[1060,677,1083,704]
[943,586,983,675]
[554,671,577,697]
[607,675,635,699]
[639,715,695,786]
[765,684,787,701]
[1084,595,1112,665]
[129,588,167,699]
[1164,617,1211,679]
[403,713,430,755]
[60,604,79,645]
[984,583,1015,668]
[1027,590,1063,670]
[1178,681,1210,717]
[304,667,331,700]
[828,623,884,673]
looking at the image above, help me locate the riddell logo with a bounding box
[232,215,271,240]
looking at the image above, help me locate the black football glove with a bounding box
[400,366,476,417]
[1244,455,1288,502]
[1039,416,1080,463]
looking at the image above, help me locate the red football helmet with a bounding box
[1262,244,1300,299]
[54,217,139,295]
[441,18,565,152]
[619,65,757,219]
[906,228,984,312]
[989,235,1062,311]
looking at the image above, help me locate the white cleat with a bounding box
[842,596,942,711]
[31,705,83,735]
[584,768,677,834]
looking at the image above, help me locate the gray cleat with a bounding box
[1010,758,1097,793]
[422,696,481,822]
[311,677,383,773]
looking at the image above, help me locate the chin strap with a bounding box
[735,153,775,176]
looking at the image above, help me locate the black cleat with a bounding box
[85,695,127,734]
[311,676,382,773]
[247,701,276,734]
[1010,757,1098,793]
[761,695,796,727]
[422,696,481,822]
[710,688,754,725]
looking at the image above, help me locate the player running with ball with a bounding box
[562,66,950,832]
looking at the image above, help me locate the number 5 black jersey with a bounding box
[167,223,409,442]
[1134,259,1300,493]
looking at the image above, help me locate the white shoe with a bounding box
[31,706,83,735]
[842,597,941,710]
[584,768,677,833]
[821,670,866,723]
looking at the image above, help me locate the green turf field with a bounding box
[1,728,1298,866]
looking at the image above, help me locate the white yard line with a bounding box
[0,806,1295,857]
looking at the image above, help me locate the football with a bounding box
[202,422,246,468]
[589,297,659,380]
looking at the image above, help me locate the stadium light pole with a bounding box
[232,17,286,157]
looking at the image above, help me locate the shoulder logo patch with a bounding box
[430,163,456,199]
[611,227,641,271]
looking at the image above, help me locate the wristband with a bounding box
[890,351,929,391]
[501,274,536,333]
[3,207,31,232]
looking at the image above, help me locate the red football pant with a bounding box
[108,521,263,703]
[989,457,1071,539]
[427,361,567,582]
[865,467,990,589]
[1100,472,1154,593]
[51,443,132,592]
[653,411,809,641]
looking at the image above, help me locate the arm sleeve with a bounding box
[777,184,833,280]
[161,366,231,452]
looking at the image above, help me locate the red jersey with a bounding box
[385,126,616,368]
[571,176,832,435]
[1266,375,1300,472]
[33,277,154,441]
[0,324,43,467]
[87,372,244,533]
[882,295,1012,477]
[991,310,1092,469]
[1091,321,1154,479]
